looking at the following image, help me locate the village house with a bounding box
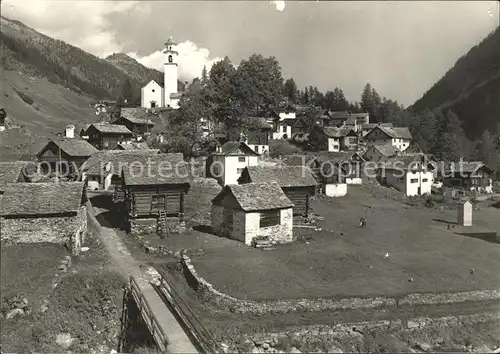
[141,80,164,109]
[241,117,273,154]
[211,182,294,246]
[360,122,394,141]
[377,157,434,196]
[0,182,88,255]
[79,124,91,140]
[114,107,156,135]
[438,160,494,194]
[363,144,401,162]
[121,154,190,236]
[237,165,317,216]
[363,126,412,152]
[37,138,98,175]
[315,151,365,185]
[86,123,134,150]
[309,126,359,152]
[270,118,295,140]
[206,141,260,186]
[82,149,160,191]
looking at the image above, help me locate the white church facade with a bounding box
[141,37,181,110]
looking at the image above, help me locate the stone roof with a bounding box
[1,182,84,216]
[90,123,133,135]
[371,144,401,157]
[239,166,317,187]
[248,117,273,130]
[0,161,31,189]
[328,111,349,120]
[122,154,189,186]
[371,126,412,140]
[214,141,260,156]
[212,182,294,212]
[315,151,365,164]
[117,141,151,151]
[38,138,98,158]
[362,123,393,130]
[120,108,155,126]
[323,126,355,138]
[281,155,318,167]
[82,149,160,175]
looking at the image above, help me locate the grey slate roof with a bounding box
[372,144,401,157]
[214,141,260,156]
[38,138,98,157]
[248,117,273,130]
[1,182,84,216]
[240,166,318,187]
[362,123,394,130]
[212,182,294,212]
[281,155,318,167]
[0,161,30,189]
[328,111,349,120]
[122,154,189,186]
[368,126,412,140]
[323,126,355,138]
[120,108,155,125]
[90,123,133,135]
[82,149,160,175]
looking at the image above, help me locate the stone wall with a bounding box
[245,208,293,245]
[1,205,87,255]
[181,253,500,316]
[129,217,186,236]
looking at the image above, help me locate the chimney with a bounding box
[64,125,75,138]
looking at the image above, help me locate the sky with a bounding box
[2,1,499,106]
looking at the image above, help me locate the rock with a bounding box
[56,333,75,349]
[413,342,433,352]
[6,308,24,319]
[251,348,263,353]
[81,247,90,252]
[327,346,343,353]
[40,304,49,313]
[407,320,419,329]
[58,264,67,271]
[473,345,492,353]
[289,347,302,353]
[262,342,270,349]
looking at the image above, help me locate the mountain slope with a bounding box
[106,53,186,91]
[411,27,500,140]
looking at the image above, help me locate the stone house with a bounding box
[211,182,294,246]
[363,126,412,152]
[86,123,134,150]
[309,126,358,152]
[81,149,160,191]
[206,141,260,186]
[113,107,155,135]
[121,154,190,235]
[37,138,98,175]
[238,165,317,216]
[438,160,494,194]
[315,151,365,185]
[0,182,88,255]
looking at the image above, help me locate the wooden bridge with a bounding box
[126,269,223,353]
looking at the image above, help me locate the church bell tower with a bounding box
[163,36,179,108]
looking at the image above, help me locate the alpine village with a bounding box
[1,14,500,354]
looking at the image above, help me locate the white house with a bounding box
[208,141,260,186]
[211,182,294,246]
[140,37,181,110]
[271,119,295,140]
[64,125,75,138]
[141,80,164,109]
[378,158,433,196]
[363,126,412,152]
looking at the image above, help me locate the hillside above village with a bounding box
[411,27,500,140]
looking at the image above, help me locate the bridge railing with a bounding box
[156,270,225,354]
[129,276,169,352]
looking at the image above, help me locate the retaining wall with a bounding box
[181,253,500,315]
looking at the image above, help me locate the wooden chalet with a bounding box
[238,166,317,216]
[86,123,134,150]
[439,161,494,191]
[121,154,190,236]
[37,138,98,174]
[114,108,155,135]
[243,117,273,154]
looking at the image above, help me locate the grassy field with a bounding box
[0,228,126,353]
[155,184,500,301]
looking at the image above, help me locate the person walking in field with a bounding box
[360,217,367,228]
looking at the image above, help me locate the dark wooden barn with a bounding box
[37,138,98,175]
[121,154,190,236]
[86,123,133,150]
[237,165,317,216]
[113,108,155,135]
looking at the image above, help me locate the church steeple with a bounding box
[162,36,179,108]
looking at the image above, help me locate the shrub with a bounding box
[13,89,34,105]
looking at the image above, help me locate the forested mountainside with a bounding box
[1,16,163,100]
[411,27,500,140]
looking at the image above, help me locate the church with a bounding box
[141,37,182,110]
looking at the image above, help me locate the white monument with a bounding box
[457,200,472,227]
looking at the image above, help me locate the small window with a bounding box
[238,157,246,163]
[282,126,287,132]
[410,178,418,183]
[422,178,428,182]
[151,195,165,210]
[152,89,155,93]
[237,168,244,175]
[168,55,173,63]
[260,210,280,228]
[254,146,259,153]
